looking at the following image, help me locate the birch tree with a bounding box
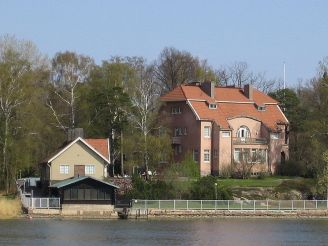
[128,67,160,178]
[48,51,94,131]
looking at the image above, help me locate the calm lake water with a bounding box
[1,218,328,246]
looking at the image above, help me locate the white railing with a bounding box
[30,198,60,209]
[132,200,328,211]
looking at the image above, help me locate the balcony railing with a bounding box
[233,137,267,145]
[172,136,182,145]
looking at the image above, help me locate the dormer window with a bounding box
[257,105,266,111]
[237,126,251,140]
[209,103,217,109]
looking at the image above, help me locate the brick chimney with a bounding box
[244,84,253,100]
[67,128,84,142]
[200,81,215,98]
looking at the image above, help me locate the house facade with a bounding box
[160,82,289,176]
[40,137,110,186]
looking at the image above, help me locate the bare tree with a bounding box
[216,61,278,93]
[48,51,94,131]
[155,47,199,93]
[233,149,266,179]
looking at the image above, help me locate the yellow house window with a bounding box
[85,165,95,175]
[60,165,69,174]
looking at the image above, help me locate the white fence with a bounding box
[132,200,328,211]
[19,192,60,209]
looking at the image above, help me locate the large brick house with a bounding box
[160,82,289,176]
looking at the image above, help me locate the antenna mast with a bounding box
[283,62,286,89]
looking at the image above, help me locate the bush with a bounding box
[279,160,306,176]
[219,165,232,178]
[126,176,175,199]
[190,176,232,200]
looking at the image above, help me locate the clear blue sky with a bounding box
[1,0,328,86]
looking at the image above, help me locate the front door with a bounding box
[74,165,85,177]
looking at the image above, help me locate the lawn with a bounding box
[217,176,304,188]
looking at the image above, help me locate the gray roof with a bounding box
[49,176,119,189]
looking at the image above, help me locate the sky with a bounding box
[1,0,328,87]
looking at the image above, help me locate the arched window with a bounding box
[237,126,250,139]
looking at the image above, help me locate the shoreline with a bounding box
[4,209,328,220]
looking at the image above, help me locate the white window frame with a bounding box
[204,149,210,162]
[209,103,217,109]
[204,126,211,138]
[234,149,241,163]
[222,131,231,138]
[237,126,250,139]
[60,165,69,174]
[85,165,95,175]
[270,133,280,140]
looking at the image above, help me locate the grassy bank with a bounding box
[0,197,21,218]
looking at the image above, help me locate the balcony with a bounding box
[232,137,267,145]
[172,136,182,145]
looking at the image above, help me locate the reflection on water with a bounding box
[0,218,328,245]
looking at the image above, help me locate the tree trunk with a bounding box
[3,117,9,194]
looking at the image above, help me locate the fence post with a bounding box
[304,200,306,210]
[241,201,243,211]
[47,198,49,209]
[31,198,34,209]
[201,200,203,210]
[187,200,189,210]
[174,200,176,211]
[145,200,147,210]
[316,200,318,209]
[215,200,217,210]
[292,200,294,210]
[254,200,255,212]
[228,200,230,211]
[159,200,161,209]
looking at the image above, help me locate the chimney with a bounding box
[67,128,84,142]
[200,81,215,98]
[244,84,253,100]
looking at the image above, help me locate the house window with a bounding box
[204,149,210,162]
[204,126,211,138]
[193,149,199,162]
[257,105,266,111]
[174,127,184,136]
[251,149,257,162]
[209,103,217,109]
[85,165,95,175]
[258,149,267,163]
[234,148,241,163]
[60,165,69,174]
[270,133,280,139]
[174,145,182,155]
[222,131,231,138]
[171,107,181,114]
[237,126,250,139]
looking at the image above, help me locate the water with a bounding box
[1,218,328,245]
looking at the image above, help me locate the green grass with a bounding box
[217,176,303,188]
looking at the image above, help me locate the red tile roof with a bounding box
[85,139,109,160]
[161,84,287,130]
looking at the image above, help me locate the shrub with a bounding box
[190,176,232,200]
[279,160,306,176]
